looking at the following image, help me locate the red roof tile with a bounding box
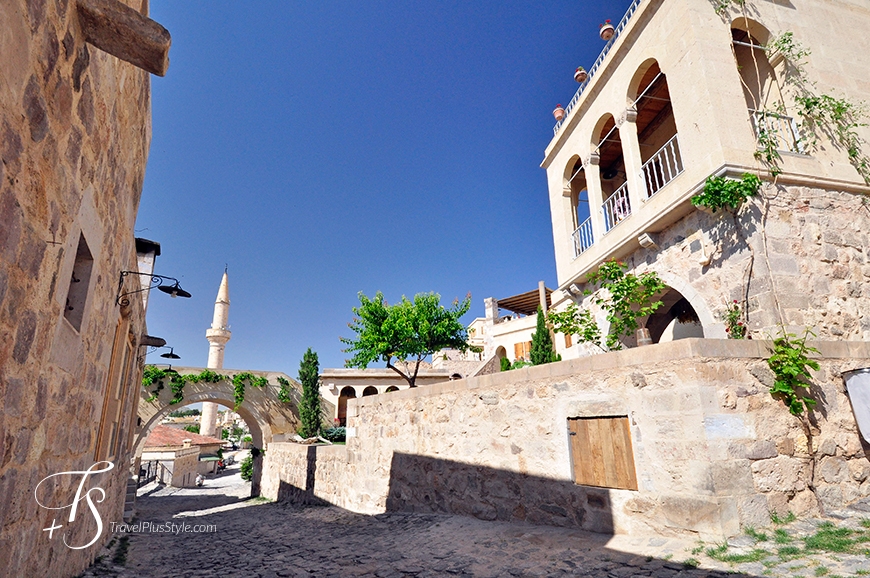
[144,424,224,448]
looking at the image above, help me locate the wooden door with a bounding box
[568,416,638,490]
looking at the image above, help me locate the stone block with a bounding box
[737,493,771,528]
[746,440,777,460]
[711,460,754,496]
[704,414,754,440]
[817,456,849,484]
[751,455,810,493]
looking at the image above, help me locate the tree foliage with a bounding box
[341,291,473,387]
[297,348,323,438]
[530,305,560,365]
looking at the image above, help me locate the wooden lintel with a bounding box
[76,0,171,76]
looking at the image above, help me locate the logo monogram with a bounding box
[34,461,115,550]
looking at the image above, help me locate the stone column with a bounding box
[617,108,647,214]
[585,153,606,242]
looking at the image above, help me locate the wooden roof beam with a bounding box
[76,0,171,76]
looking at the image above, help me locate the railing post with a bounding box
[585,153,606,243]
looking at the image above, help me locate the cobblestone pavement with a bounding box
[83,464,868,578]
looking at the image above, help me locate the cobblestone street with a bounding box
[82,462,869,578]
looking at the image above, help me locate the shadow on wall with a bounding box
[274,446,331,506]
[385,452,616,532]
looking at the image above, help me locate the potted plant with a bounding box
[574,67,588,83]
[599,19,614,41]
[553,104,566,122]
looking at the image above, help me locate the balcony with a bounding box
[572,217,594,257]
[602,182,632,232]
[642,134,684,199]
[749,109,803,154]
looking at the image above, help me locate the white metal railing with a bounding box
[641,133,684,199]
[602,183,632,232]
[749,109,804,154]
[572,217,594,257]
[553,0,646,135]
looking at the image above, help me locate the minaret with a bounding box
[201,270,231,438]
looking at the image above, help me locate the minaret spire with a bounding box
[201,270,232,437]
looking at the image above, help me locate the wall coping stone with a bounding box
[349,339,870,409]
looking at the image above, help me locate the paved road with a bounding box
[82,464,866,578]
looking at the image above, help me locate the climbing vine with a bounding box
[276,376,294,403]
[691,173,761,213]
[231,372,269,410]
[549,261,665,351]
[767,327,820,416]
[141,365,273,410]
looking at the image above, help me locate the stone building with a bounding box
[0,1,171,576]
[263,0,870,540]
[542,0,870,346]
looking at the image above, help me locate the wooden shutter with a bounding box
[568,416,638,490]
[565,334,573,348]
[514,342,524,360]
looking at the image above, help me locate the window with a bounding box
[64,233,94,331]
[568,416,638,490]
[513,341,531,361]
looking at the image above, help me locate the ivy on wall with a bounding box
[142,366,278,410]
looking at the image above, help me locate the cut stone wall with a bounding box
[0,1,156,576]
[263,339,870,541]
[614,185,870,342]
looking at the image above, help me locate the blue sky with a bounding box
[138,0,632,374]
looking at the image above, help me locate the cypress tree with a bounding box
[297,348,322,438]
[530,305,560,365]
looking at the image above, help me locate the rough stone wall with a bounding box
[262,339,870,541]
[618,185,870,341]
[0,1,153,576]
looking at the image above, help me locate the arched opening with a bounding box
[385,386,399,393]
[645,289,705,344]
[594,114,630,231]
[338,386,356,426]
[629,60,683,198]
[565,156,593,256]
[731,21,800,153]
[362,386,378,397]
[449,373,463,380]
[495,346,507,360]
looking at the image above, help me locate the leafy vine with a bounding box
[276,376,294,403]
[691,173,761,213]
[767,328,820,416]
[141,365,273,410]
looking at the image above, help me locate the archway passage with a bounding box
[645,289,704,345]
[338,386,357,427]
[135,367,322,497]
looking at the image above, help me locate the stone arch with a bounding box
[730,19,783,113]
[626,58,683,199]
[134,368,311,497]
[385,386,399,393]
[362,386,378,397]
[593,113,630,231]
[338,386,356,426]
[650,269,724,339]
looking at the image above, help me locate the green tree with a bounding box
[530,305,560,365]
[297,348,323,438]
[183,424,200,434]
[342,291,474,387]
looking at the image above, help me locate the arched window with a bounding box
[385,386,399,393]
[629,60,683,198]
[337,386,357,426]
[731,21,800,153]
[362,386,378,397]
[565,157,593,256]
[595,114,631,231]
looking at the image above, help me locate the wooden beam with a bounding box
[76,0,171,76]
